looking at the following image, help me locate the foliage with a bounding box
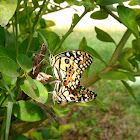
[0,0,140,139]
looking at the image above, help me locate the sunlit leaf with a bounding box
[117,6,139,38]
[0,0,17,26]
[13,100,45,122]
[96,0,129,5]
[59,124,74,134]
[20,80,48,104]
[129,0,140,6]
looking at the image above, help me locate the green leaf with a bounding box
[38,30,60,51]
[13,100,45,122]
[121,80,136,99]
[32,0,39,8]
[125,72,136,82]
[30,131,43,140]
[129,0,140,6]
[90,10,108,20]
[17,54,33,73]
[11,134,28,140]
[96,0,129,5]
[99,71,128,80]
[95,27,116,45]
[0,0,17,26]
[0,26,5,47]
[59,124,74,134]
[2,74,17,86]
[19,37,40,56]
[117,6,139,38]
[5,99,13,140]
[84,46,107,65]
[20,80,48,104]
[79,37,87,50]
[54,0,65,4]
[73,14,80,24]
[0,56,19,77]
[53,104,70,116]
[132,39,140,54]
[26,75,37,89]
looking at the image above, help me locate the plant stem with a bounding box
[81,29,132,87]
[54,9,88,53]
[26,0,50,54]
[101,6,122,23]
[15,8,18,56]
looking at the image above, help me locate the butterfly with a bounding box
[53,82,97,104]
[49,50,93,90]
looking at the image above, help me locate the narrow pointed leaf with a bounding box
[95,27,116,45]
[121,80,136,99]
[84,46,107,65]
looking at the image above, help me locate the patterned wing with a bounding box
[53,82,97,104]
[50,50,93,90]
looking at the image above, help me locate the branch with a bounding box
[81,29,132,87]
[101,6,122,23]
[54,8,89,53]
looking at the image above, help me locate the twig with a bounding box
[54,8,89,53]
[81,29,132,87]
[101,6,122,23]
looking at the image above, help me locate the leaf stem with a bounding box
[54,9,88,53]
[81,29,132,87]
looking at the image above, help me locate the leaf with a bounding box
[99,71,128,80]
[129,0,140,6]
[95,27,116,45]
[38,30,60,51]
[0,0,17,26]
[13,100,45,122]
[26,75,37,89]
[11,134,28,140]
[0,26,5,47]
[19,37,40,56]
[5,99,13,140]
[53,104,70,116]
[121,80,136,99]
[79,37,87,50]
[90,10,108,20]
[30,131,43,140]
[96,0,129,5]
[0,56,19,77]
[84,46,107,65]
[2,74,17,86]
[17,54,33,73]
[20,80,48,104]
[59,124,74,134]
[32,0,39,8]
[125,72,136,82]
[72,14,79,24]
[117,6,139,38]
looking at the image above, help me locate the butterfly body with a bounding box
[49,50,93,90]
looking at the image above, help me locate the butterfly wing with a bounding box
[50,50,93,90]
[53,82,97,104]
